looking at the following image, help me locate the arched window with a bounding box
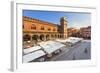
[48,28,51,31]
[53,28,56,31]
[31,24,36,30]
[41,26,44,30]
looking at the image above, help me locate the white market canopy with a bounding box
[56,39,67,43]
[24,46,42,54]
[56,37,83,44]
[23,50,46,63]
[66,37,83,44]
[38,41,65,54]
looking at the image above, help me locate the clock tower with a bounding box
[60,17,68,38]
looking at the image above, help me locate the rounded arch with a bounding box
[60,34,63,38]
[32,35,38,41]
[23,34,31,41]
[58,34,60,38]
[51,34,54,38]
[51,34,53,37]
[46,34,50,40]
[55,34,57,38]
[40,34,45,41]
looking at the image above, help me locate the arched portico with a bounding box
[46,34,50,40]
[23,34,31,41]
[40,34,45,41]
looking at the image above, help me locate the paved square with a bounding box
[50,40,91,61]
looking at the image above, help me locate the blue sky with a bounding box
[23,10,91,28]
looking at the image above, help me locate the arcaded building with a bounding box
[23,16,68,48]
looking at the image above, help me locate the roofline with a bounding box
[23,16,58,27]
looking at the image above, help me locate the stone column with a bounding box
[30,34,33,42]
[37,34,40,42]
[44,34,46,41]
[49,34,51,40]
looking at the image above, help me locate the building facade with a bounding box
[80,26,91,39]
[23,16,68,48]
[67,28,80,37]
